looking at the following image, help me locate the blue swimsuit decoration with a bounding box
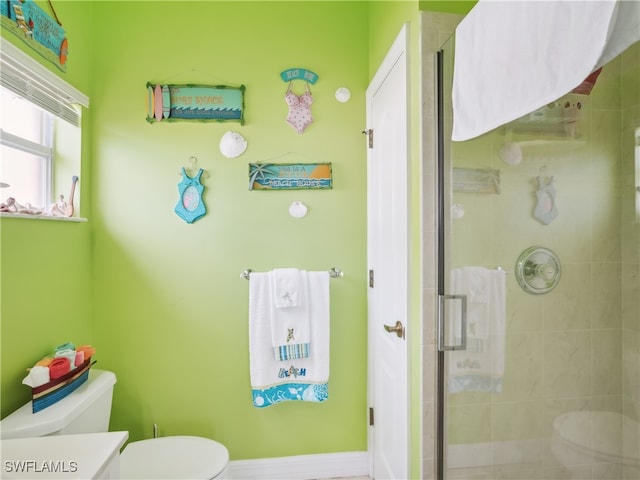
[175,167,206,223]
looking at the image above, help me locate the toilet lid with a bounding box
[119,436,229,479]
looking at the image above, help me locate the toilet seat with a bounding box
[119,436,229,479]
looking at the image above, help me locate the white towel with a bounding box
[269,269,311,360]
[452,0,640,141]
[451,267,490,341]
[449,267,506,393]
[22,366,50,388]
[272,268,303,308]
[249,271,330,408]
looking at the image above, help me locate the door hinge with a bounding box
[369,407,374,426]
[363,128,373,148]
[369,269,374,288]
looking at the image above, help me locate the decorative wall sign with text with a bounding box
[1,0,67,70]
[146,83,245,124]
[280,68,319,84]
[249,163,332,191]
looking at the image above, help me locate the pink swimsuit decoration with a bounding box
[285,82,313,134]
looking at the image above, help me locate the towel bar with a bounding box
[241,268,344,280]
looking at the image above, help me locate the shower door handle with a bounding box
[437,294,467,351]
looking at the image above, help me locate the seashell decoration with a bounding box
[499,142,522,166]
[335,87,351,103]
[219,131,248,158]
[288,201,308,218]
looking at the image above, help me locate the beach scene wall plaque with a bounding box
[1,0,68,70]
[146,83,245,124]
[249,163,332,191]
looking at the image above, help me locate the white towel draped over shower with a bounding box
[452,0,640,141]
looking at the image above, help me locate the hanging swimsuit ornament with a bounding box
[533,175,559,225]
[175,167,206,224]
[285,81,314,134]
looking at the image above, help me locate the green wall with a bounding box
[90,1,368,460]
[0,1,94,418]
[0,0,370,461]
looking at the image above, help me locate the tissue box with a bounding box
[31,359,92,413]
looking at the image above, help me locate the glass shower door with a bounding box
[436,32,640,480]
[437,34,513,473]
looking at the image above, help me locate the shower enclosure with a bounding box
[435,29,640,480]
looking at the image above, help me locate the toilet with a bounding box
[551,410,640,478]
[0,369,230,479]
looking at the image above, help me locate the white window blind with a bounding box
[0,37,88,127]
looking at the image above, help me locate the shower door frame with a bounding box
[418,11,463,479]
[435,47,447,480]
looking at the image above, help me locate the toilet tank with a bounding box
[0,369,116,440]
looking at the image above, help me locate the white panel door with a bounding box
[366,24,409,480]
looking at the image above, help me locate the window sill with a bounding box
[0,212,87,222]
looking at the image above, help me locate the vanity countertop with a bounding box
[1,431,128,479]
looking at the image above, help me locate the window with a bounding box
[0,37,88,216]
[1,85,54,208]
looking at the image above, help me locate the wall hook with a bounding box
[179,156,209,179]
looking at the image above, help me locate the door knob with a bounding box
[384,321,405,339]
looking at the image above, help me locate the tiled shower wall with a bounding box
[621,41,640,479]
[420,11,639,479]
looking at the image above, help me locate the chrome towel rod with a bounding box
[241,268,344,280]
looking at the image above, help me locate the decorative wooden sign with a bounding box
[280,68,319,84]
[249,163,332,191]
[146,83,245,124]
[1,0,67,70]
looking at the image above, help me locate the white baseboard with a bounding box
[228,451,368,480]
